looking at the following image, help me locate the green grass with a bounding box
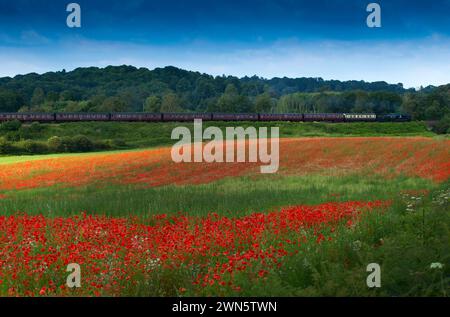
[120,182,449,297]
[0,152,84,165]
[0,174,436,218]
[0,148,146,165]
[229,183,450,296]
[1,181,448,297]
[8,120,435,150]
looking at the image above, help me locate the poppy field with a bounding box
[0,136,449,296]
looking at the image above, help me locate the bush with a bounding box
[104,138,127,148]
[1,134,114,155]
[0,137,17,154]
[433,114,450,134]
[29,122,43,133]
[59,136,74,152]
[15,140,48,154]
[51,136,114,153]
[47,136,64,152]
[0,120,21,132]
[93,140,112,150]
[3,131,20,142]
[68,135,94,152]
[18,125,33,139]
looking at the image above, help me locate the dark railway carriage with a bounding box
[0,112,55,122]
[303,113,345,122]
[212,113,259,121]
[28,113,55,122]
[55,113,110,122]
[162,113,213,122]
[259,113,304,122]
[110,113,162,122]
[0,113,29,122]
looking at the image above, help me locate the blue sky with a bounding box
[0,0,449,88]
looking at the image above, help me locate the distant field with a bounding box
[8,120,435,150]
[1,137,448,193]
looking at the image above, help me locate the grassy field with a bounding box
[0,174,436,218]
[0,136,448,297]
[4,120,435,151]
[0,177,448,296]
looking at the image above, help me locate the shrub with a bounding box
[104,138,127,148]
[47,136,64,152]
[15,140,48,154]
[433,114,450,134]
[0,137,17,154]
[0,120,21,132]
[59,136,75,152]
[29,122,43,133]
[93,140,112,150]
[18,126,33,140]
[70,135,94,152]
[3,131,20,142]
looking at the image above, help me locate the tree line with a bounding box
[0,65,448,132]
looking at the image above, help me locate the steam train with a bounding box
[0,112,411,123]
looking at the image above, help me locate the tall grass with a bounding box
[123,183,449,297]
[0,174,435,218]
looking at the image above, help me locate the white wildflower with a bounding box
[352,240,362,251]
[430,262,444,269]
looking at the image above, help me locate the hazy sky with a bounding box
[0,0,449,88]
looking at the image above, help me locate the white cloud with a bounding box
[20,30,50,45]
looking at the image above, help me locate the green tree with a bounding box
[0,120,21,131]
[160,93,183,112]
[217,84,240,113]
[46,91,59,102]
[64,101,90,112]
[71,135,94,152]
[352,92,372,113]
[425,100,442,120]
[97,97,129,112]
[0,89,24,112]
[433,114,450,134]
[144,96,162,112]
[176,78,192,93]
[254,92,273,112]
[0,137,16,154]
[401,94,423,119]
[276,93,314,113]
[47,136,64,152]
[235,95,253,113]
[31,87,45,106]
[224,83,239,96]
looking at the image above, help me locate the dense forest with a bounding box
[0,65,449,132]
